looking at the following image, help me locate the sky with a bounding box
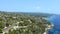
[0,0,60,14]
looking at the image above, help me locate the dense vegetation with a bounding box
[0,11,51,34]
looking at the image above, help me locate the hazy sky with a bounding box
[0,0,60,14]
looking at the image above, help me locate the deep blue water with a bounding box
[45,15,60,34]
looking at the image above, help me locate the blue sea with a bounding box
[45,15,60,34]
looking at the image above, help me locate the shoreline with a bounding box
[43,22,54,34]
[43,16,54,34]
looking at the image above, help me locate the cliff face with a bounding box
[0,12,51,34]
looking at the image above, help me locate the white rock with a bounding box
[43,32,47,34]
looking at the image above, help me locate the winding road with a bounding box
[2,22,27,34]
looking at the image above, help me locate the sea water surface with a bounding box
[45,15,60,34]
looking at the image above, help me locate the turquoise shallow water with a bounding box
[45,15,60,34]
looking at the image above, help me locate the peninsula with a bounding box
[0,11,52,34]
